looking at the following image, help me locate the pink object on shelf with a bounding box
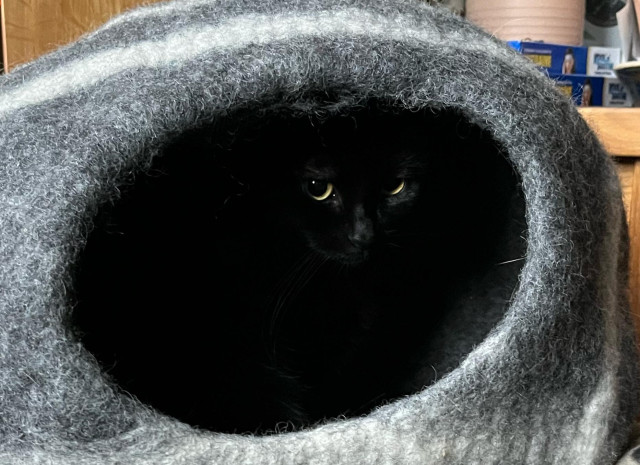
[466,0,586,46]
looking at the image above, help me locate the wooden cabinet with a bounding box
[0,0,159,72]
[580,108,640,337]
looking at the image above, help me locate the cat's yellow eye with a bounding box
[386,179,405,196]
[307,179,334,201]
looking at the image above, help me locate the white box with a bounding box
[603,78,634,107]
[587,47,621,77]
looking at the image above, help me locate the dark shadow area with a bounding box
[71,104,526,434]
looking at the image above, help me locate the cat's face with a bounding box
[227,111,429,266]
[289,139,425,266]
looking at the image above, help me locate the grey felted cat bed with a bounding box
[1,0,639,463]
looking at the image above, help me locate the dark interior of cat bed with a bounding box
[71,103,526,434]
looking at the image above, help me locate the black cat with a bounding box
[72,106,521,434]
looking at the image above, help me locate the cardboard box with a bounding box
[587,47,621,77]
[548,73,604,106]
[603,78,634,107]
[508,41,588,74]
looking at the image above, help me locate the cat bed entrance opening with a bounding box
[71,104,526,434]
[1,0,638,462]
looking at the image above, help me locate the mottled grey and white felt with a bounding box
[0,0,638,463]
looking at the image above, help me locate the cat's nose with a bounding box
[348,229,374,249]
[349,207,374,249]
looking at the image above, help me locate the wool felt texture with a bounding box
[0,0,639,463]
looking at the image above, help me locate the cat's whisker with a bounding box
[266,252,328,360]
[495,257,525,266]
[337,262,349,278]
[268,251,316,317]
[269,254,327,349]
[270,251,316,299]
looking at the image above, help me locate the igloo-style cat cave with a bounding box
[0,0,638,463]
